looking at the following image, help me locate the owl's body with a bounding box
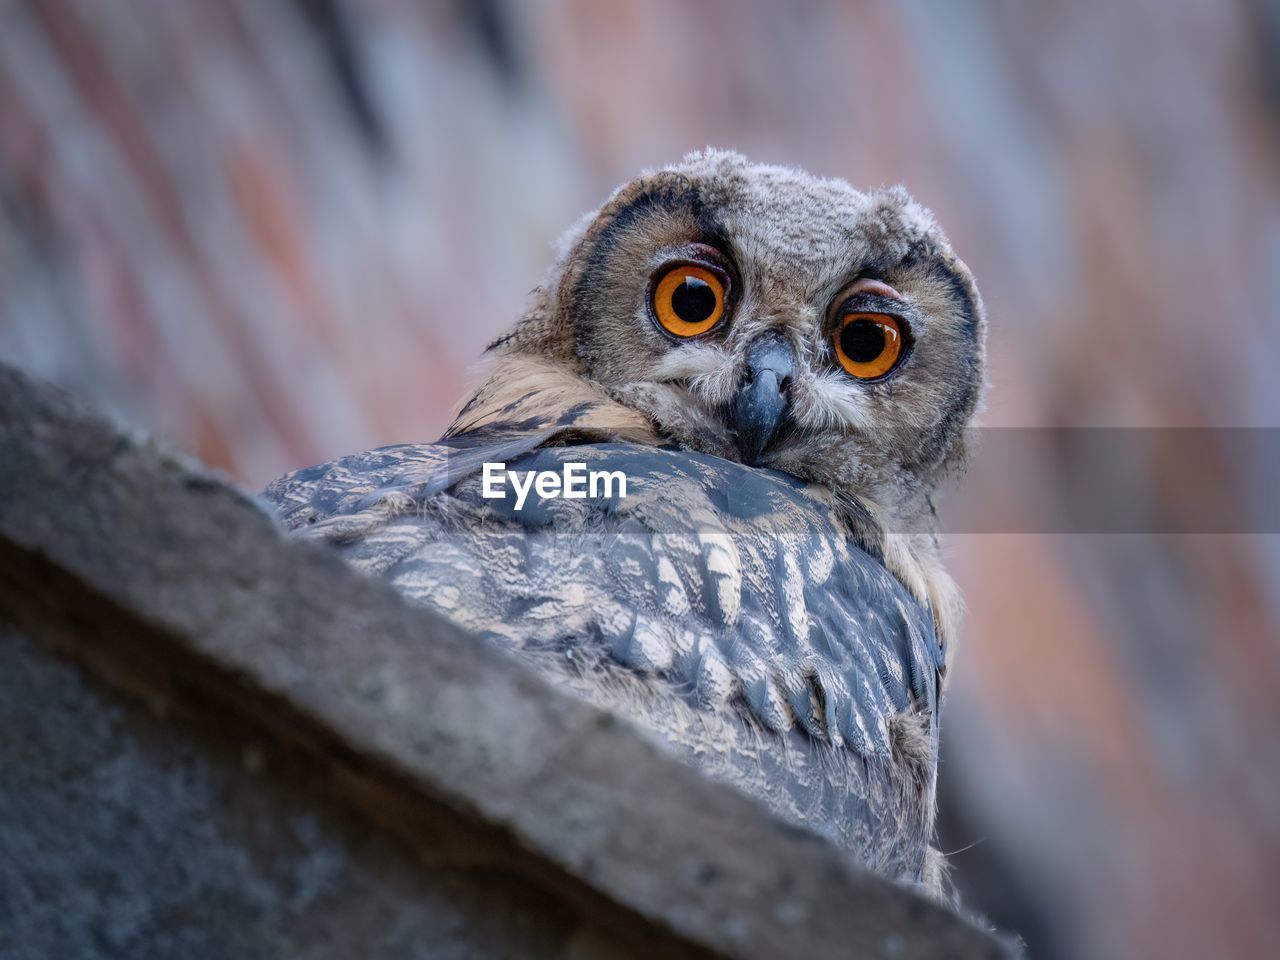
[266,150,985,894]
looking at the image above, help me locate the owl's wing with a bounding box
[264,435,944,884]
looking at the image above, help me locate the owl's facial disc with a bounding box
[545,153,984,507]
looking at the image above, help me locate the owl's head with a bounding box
[459,150,985,530]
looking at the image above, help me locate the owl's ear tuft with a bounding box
[868,185,938,238]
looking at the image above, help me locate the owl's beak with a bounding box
[732,334,795,465]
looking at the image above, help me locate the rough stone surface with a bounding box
[0,627,617,960]
[0,362,1010,959]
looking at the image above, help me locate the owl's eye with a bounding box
[652,264,726,337]
[833,313,906,380]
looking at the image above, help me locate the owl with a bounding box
[266,150,986,896]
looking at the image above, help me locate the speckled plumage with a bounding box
[265,150,985,894]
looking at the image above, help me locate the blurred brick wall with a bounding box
[2,2,1277,957]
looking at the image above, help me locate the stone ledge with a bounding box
[0,362,1009,959]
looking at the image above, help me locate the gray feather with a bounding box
[265,432,943,882]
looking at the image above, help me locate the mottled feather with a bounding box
[265,428,945,883]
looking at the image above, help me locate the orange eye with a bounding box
[833,313,906,380]
[652,264,726,337]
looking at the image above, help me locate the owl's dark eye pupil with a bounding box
[840,320,886,363]
[671,277,716,324]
